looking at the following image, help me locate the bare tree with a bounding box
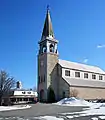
[33,86,37,92]
[0,71,15,105]
[70,89,79,97]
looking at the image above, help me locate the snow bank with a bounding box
[81,106,105,116]
[98,116,105,119]
[56,97,91,106]
[34,116,64,120]
[36,105,105,120]
[0,105,31,111]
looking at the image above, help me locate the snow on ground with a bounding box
[77,106,105,116]
[57,98,105,119]
[58,97,105,115]
[98,116,105,119]
[55,97,92,106]
[0,105,31,111]
[34,116,64,120]
[91,117,98,120]
[55,97,105,109]
[35,106,105,120]
[35,97,105,120]
[1,97,105,119]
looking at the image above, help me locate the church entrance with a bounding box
[40,89,44,102]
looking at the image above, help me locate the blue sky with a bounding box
[0,0,105,89]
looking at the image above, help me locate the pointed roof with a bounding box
[41,6,54,40]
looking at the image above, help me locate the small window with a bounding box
[22,92,26,94]
[38,76,40,83]
[62,91,65,98]
[44,75,45,82]
[99,75,103,80]
[65,70,70,76]
[49,44,54,52]
[55,49,57,53]
[75,72,80,77]
[40,76,45,83]
[42,46,46,53]
[41,77,43,83]
[27,92,31,94]
[92,74,96,79]
[84,73,88,78]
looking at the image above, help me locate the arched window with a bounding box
[44,75,45,82]
[38,76,40,83]
[62,91,65,98]
[49,44,54,52]
[40,89,44,102]
[55,49,57,53]
[42,46,46,53]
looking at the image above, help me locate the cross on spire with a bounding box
[41,6,54,40]
[47,5,49,11]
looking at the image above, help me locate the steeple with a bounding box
[41,6,54,40]
[38,6,58,55]
[38,7,59,102]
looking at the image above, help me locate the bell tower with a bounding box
[38,6,59,102]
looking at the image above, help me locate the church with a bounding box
[37,8,105,102]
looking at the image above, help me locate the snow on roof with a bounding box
[63,77,105,88]
[11,88,32,91]
[59,59,105,74]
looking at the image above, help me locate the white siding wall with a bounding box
[14,91,38,96]
[62,68,105,81]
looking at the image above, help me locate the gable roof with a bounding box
[63,77,105,88]
[59,59,105,74]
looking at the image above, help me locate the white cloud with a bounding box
[97,44,105,48]
[83,59,88,63]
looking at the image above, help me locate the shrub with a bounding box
[70,89,79,97]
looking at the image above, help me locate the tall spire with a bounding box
[41,6,54,40]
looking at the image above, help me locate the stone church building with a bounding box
[37,8,105,102]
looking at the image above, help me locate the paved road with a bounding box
[0,103,84,117]
[0,103,103,120]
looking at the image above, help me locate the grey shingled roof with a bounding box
[63,77,105,88]
[59,59,105,74]
[41,9,54,39]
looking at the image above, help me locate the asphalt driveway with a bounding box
[0,103,84,117]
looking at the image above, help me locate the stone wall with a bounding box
[57,65,70,100]
[38,53,47,101]
[47,53,58,100]
[70,86,105,100]
[38,53,59,101]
